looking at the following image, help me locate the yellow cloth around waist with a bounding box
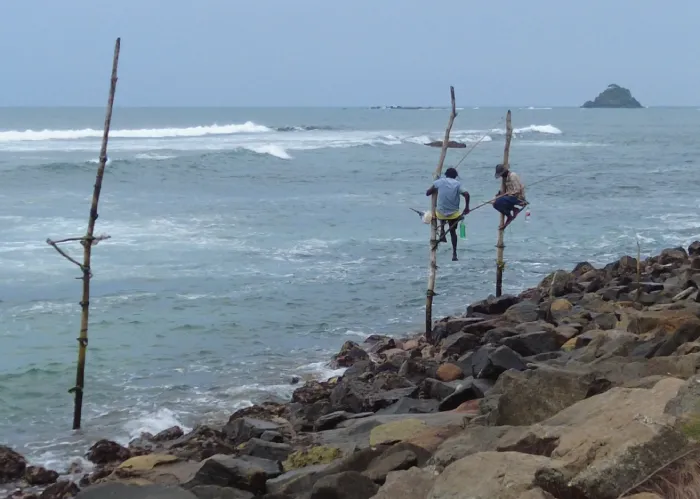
[436,211,461,221]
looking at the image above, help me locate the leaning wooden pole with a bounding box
[426,86,457,344]
[47,38,120,430]
[495,110,512,297]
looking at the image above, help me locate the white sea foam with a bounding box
[525,107,553,110]
[298,361,347,380]
[490,124,562,135]
[135,153,177,160]
[244,144,292,159]
[0,122,271,142]
[123,407,191,441]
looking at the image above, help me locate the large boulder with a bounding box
[428,426,514,469]
[538,270,576,297]
[428,451,554,499]
[504,302,540,324]
[501,331,560,357]
[0,445,26,483]
[499,378,690,499]
[25,465,59,486]
[480,366,610,426]
[332,341,370,368]
[438,333,479,359]
[370,467,437,499]
[168,426,236,461]
[223,418,282,446]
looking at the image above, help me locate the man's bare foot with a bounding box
[452,254,458,261]
[499,216,514,230]
[439,233,447,243]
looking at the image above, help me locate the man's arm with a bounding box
[426,185,437,197]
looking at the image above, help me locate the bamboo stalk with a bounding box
[425,86,457,344]
[495,110,512,297]
[46,38,120,430]
[635,238,642,303]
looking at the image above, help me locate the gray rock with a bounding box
[0,445,26,483]
[428,426,514,469]
[501,331,559,356]
[654,319,700,357]
[363,449,418,484]
[188,455,269,495]
[260,431,284,443]
[471,345,527,379]
[76,483,197,499]
[222,418,280,445]
[190,485,254,499]
[310,471,379,499]
[238,439,291,463]
[481,327,517,345]
[438,377,495,412]
[420,378,459,401]
[503,301,540,323]
[438,332,479,359]
[376,398,439,415]
[467,294,519,316]
[370,468,437,499]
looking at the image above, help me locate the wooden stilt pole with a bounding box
[46,38,120,430]
[426,86,457,344]
[495,110,512,297]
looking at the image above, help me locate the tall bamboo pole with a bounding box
[47,38,121,430]
[495,110,512,297]
[72,38,120,429]
[425,86,457,344]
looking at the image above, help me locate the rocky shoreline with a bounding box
[4,242,700,498]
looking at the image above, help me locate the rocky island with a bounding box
[582,84,643,108]
[4,242,700,498]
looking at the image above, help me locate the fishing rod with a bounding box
[410,172,573,220]
[450,117,504,170]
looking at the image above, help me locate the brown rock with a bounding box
[85,440,130,466]
[0,446,26,483]
[310,470,379,499]
[331,341,370,368]
[40,481,79,499]
[435,363,464,382]
[25,466,59,486]
[428,426,515,469]
[402,340,419,351]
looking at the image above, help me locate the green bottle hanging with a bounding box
[459,220,467,240]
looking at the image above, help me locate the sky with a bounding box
[1,1,698,107]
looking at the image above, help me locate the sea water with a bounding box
[1,106,699,474]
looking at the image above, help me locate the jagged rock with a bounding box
[40,481,79,499]
[376,398,439,415]
[238,439,292,463]
[538,270,576,297]
[420,378,459,401]
[438,377,494,412]
[471,345,527,379]
[363,335,396,356]
[188,454,271,495]
[428,426,514,469]
[25,466,59,486]
[467,294,519,316]
[289,400,331,432]
[260,431,284,443]
[482,327,517,344]
[152,426,184,442]
[480,366,609,426]
[428,451,553,499]
[425,140,466,149]
[291,380,334,406]
[438,333,479,359]
[330,376,418,414]
[581,84,643,108]
[503,301,540,323]
[363,447,420,484]
[169,425,236,461]
[653,318,700,357]
[572,261,596,277]
[223,418,281,446]
[501,331,560,356]
[503,378,689,499]
[309,470,379,499]
[435,363,463,382]
[370,467,437,499]
[659,247,689,266]
[0,446,26,483]
[85,440,130,466]
[331,341,370,368]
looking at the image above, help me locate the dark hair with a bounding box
[445,168,458,179]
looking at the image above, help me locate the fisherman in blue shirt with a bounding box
[426,167,471,261]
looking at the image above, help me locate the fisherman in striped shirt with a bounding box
[493,163,527,230]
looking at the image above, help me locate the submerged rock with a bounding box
[425,140,466,148]
[582,83,643,108]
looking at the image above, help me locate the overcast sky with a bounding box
[1,0,698,107]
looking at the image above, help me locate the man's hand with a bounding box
[462,208,470,216]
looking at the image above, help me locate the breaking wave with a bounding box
[0,122,272,142]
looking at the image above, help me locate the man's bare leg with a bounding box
[439,220,447,243]
[449,220,459,261]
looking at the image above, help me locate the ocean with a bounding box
[1,106,699,475]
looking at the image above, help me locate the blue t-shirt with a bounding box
[433,177,466,216]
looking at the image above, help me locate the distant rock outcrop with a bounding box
[425,140,467,149]
[582,84,643,108]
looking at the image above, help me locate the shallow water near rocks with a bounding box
[0,106,699,474]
